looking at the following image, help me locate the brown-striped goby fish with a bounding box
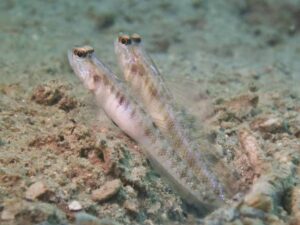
[114,34,237,201]
[68,45,225,214]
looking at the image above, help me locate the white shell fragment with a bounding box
[68,200,83,211]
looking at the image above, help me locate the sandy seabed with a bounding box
[1,0,300,224]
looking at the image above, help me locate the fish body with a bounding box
[114,34,234,200]
[68,44,225,214]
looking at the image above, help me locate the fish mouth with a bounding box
[67,49,86,81]
[67,50,73,67]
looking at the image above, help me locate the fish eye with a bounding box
[73,46,94,58]
[118,35,131,45]
[131,33,141,43]
[74,49,86,58]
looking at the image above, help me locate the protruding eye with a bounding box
[73,46,94,58]
[131,33,142,43]
[74,49,86,57]
[118,35,131,45]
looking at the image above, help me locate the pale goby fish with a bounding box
[68,44,224,214]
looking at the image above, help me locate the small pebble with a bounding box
[223,94,259,119]
[123,200,138,214]
[147,202,161,215]
[68,200,82,211]
[250,116,283,133]
[91,179,122,202]
[245,191,273,212]
[1,209,15,220]
[25,181,48,200]
[124,185,137,198]
[131,166,146,182]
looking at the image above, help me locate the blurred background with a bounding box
[1,0,299,91]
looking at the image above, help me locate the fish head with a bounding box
[114,34,135,69]
[68,45,101,91]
